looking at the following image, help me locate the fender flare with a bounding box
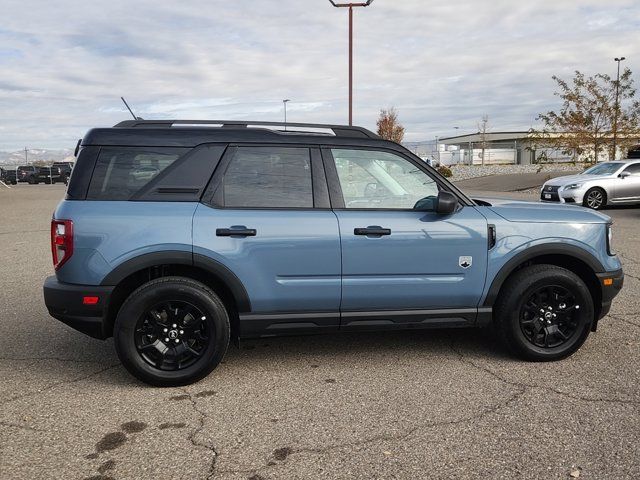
[483,243,605,307]
[100,250,251,312]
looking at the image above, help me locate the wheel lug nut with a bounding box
[164,338,169,342]
[172,324,177,328]
[179,330,184,334]
[163,328,168,333]
[174,339,180,343]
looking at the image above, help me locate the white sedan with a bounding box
[540,160,640,209]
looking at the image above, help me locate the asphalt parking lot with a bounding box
[0,183,638,480]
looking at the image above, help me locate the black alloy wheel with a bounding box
[519,285,581,348]
[135,300,211,371]
[114,276,230,386]
[495,264,594,361]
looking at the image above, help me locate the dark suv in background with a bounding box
[36,162,73,184]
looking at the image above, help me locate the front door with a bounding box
[614,163,640,202]
[324,148,488,328]
[193,146,341,336]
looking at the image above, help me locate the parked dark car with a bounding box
[36,162,73,185]
[2,168,17,185]
[17,165,39,184]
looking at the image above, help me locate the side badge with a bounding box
[459,256,472,269]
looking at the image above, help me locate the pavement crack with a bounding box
[0,363,121,407]
[178,388,218,479]
[610,314,640,329]
[218,375,526,476]
[450,342,640,406]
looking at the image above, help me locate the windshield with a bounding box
[583,162,624,175]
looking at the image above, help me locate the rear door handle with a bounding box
[354,226,391,236]
[216,227,257,237]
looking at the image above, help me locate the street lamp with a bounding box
[282,99,290,130]
[612,56,626,160]
[328,0,374,126]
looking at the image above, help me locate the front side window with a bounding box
[222,147,313,208]
[622,163,640,175]
[331,149,440,210]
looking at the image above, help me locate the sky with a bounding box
[1,0,639,150]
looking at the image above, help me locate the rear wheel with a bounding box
[114,277,230,386]
[495,265,594,361]
[583,187,606,210]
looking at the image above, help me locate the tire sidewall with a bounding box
[114,279,230,386]
[501,269,594,360]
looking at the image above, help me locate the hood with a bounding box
[475,197,611,224]
[544,173,612,186]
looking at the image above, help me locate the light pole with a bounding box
[328,0,374,126]
[282,99,290,130]
[612,56,626,160]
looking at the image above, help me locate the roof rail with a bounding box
[112,119,379,139]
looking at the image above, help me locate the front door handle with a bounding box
[216,226,257,237]
[354,226,391,236]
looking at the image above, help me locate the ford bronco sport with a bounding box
[43,120,624,386]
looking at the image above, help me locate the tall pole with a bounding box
[328,1,374,125]
[282,99,290,130]
[612,56,626,160]
[348,5,353,125]
[24,147,28,165]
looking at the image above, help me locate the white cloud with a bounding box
[0,0,639,149]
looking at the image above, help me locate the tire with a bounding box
[114,276,230,386]
[494,264,594,361]
[28,177,36,185]
[583,187,606,210]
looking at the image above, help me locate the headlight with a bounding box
[606,224,614,256]
[566,183,583,189]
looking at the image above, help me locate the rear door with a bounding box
[193,145,341,337]
[323,147,488,328]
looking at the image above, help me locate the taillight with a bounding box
[51,219,73,270]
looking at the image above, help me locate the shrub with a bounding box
[437,165,453,178]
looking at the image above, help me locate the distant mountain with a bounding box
[0,149,74,166]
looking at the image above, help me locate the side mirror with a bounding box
[436,190,458,215]
[619,171,631,179]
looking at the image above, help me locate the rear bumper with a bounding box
[43,276,113,339]
[596,269,624,319]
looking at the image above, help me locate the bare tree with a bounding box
[532,69,640,163]
[376,107,405,143]
[477,114,490,166]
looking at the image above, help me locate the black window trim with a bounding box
[320,146,472,212]
[201,143,330,211]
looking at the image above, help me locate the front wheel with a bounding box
[495,265,594,361]
[114,277,230,386]
[583,187,606,210]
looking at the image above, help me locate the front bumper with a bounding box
[540,186,587,204]
[596,268,624,320]
[43,276,113,339]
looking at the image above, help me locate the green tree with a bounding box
[533,69,640,162]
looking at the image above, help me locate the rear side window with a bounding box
[87,147,188,200]
[221,147,313,208]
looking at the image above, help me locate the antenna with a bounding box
[121,97,143,120]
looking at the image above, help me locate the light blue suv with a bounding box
[43,120,624,386]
